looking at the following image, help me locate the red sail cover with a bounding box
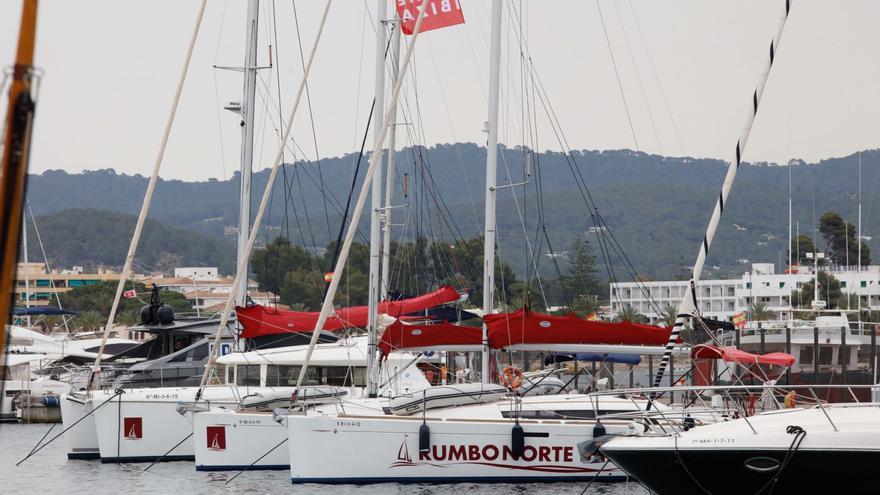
[484,308,673,348]
[396,0,465,35]
[379,320,481,356]
[237,285,461,338]
[691,344,795,367]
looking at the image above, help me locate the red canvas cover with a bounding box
[379,320,481,357]
[237,285,461,338]
[484,308,673,348]
[691,344,795,367]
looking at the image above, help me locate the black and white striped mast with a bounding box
[652,0,794,387]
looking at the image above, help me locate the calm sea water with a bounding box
[0,424,649,495]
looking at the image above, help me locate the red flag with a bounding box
[396,0,465,35]
[123,289,137,299]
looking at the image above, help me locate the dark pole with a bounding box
[871,324,877,388]
[841,326,847,390]
[785,325,792,385]
[648,355,653,388]
[759,326,766,355]
[813,326,819,385]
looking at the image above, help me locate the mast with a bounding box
[293,1,429,391]
[367,0,388,398]
[787,159,793,320]
[381,10,402,299]
[197,0,336,399]
[236,0,260,308]
[858,151,862,315]
[481,0,503,384]
[653,0,793,387]
[0,0,38,353]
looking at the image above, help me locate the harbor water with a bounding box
[1,423,648,494]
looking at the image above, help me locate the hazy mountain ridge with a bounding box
[25,144,880,280]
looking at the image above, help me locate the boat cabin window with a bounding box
[265,365,366,387]
[500,409,620,420]
[236,365,261,386]
[819,346,833,365]
[800,346,813,365]
[168,342,209,363]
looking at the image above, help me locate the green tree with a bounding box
[819,211,870,266]
[59,281,192,323]
[790,235,816,265]
[614,305,646,324]
[661,305,678,327]
[74,310,104,332]
[567,237,601,299]
[251,237,314,294]
[747,302,775,321]
[791,272,842,310]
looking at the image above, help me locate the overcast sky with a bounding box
[2,0,879,181]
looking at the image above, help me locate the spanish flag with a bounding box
[323,272,334,282]
[732,312,747,329]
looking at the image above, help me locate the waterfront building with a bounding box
[610,262,880,325]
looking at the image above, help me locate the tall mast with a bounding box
[481,0,503,384]
[857,151,862,314]
[293,0,429,391]
[367,0,388,398]
[787,159,792,320]
[236,0,259,308]
[381,10,402,298]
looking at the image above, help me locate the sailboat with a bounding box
[282,0,690,484]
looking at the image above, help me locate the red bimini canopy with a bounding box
[484,308,674,349]
[237,285,461,339]
[378,320,482,357]
[691,344,795,367]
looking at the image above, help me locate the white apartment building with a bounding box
[610,262,880,325]
[174,267,219,281]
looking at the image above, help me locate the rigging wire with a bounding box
[594,0,640,152]
[611,0,663,154]
[626,0,686,155]
[291,0,334,242]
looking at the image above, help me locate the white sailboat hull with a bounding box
[61,392,99,459]
[193,409,288,471]
[92,386,243,462]
[287,405,633,483]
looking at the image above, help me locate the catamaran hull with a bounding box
[61,393,99,459]
[288,415,628,484]
[193,410,288,471]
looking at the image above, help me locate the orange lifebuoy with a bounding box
[501,366,524,390]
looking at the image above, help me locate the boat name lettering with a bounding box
[419,444,574,463]
[236,419,262,425]
[144,393,179,400]
[336,420,362,427]
[691,437,735,445]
